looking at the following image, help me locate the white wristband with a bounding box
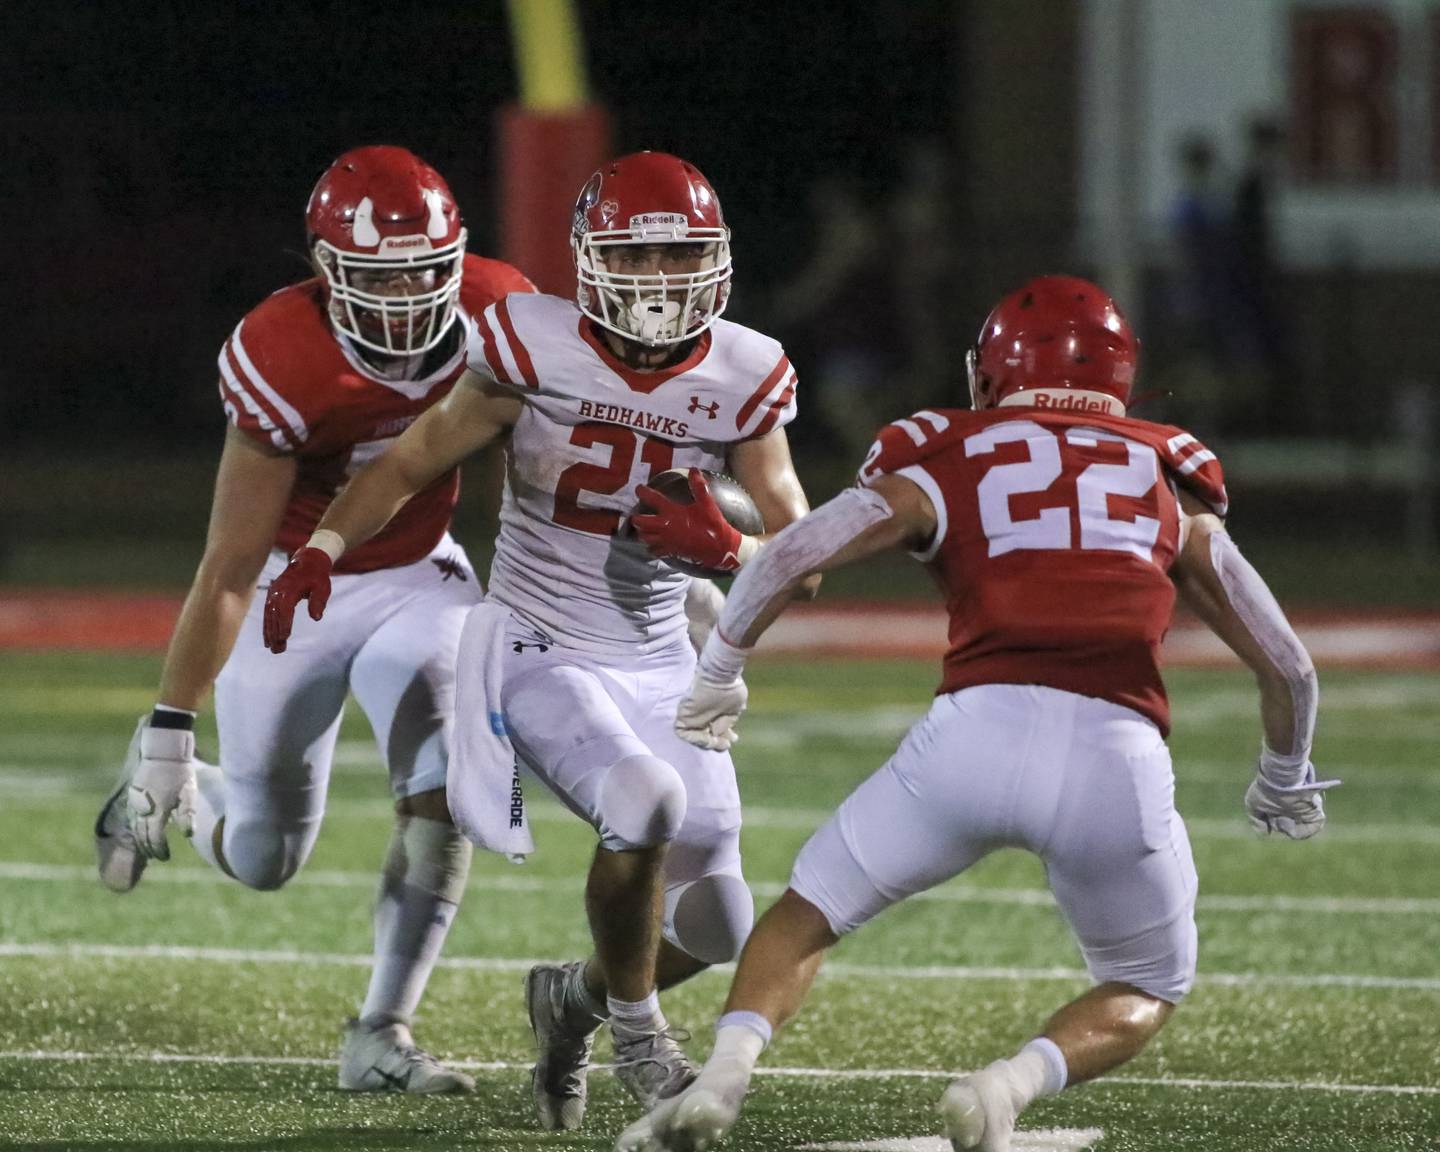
[734,534,761,568]
[698,630,751,683]
[305,529,347,563]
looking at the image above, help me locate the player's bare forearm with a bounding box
[315,373,519,556]
[157,580,257,712]
[158,426,294,709]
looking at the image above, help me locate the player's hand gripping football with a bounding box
[634,469,744,574]
[128,726,197,860]
[1244,759,1341,840]
[263,547,334,653]
[675,669,748,752]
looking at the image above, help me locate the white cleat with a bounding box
[939,1062,1021,1152]
[94,719,147,893]
[615,1085,740,1152]
[338,1018,475,1095]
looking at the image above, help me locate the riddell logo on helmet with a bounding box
[379,235,431,253]
[1032,391,1112,413]
[630,213,688,228]
[1025,388,1123,417]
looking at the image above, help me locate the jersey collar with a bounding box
[578,317,713,394]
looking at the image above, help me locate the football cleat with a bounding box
[94,719,148,893]
[337,1018,474,1095]
[939,1061,1023,1152]
[611,1021,698,1112]
[526,962,599,1130]
[615,1085,739,1152]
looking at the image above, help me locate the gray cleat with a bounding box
[611,1020,699,1112]
[526,962,599,1130]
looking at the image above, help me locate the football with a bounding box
[638,468,765,578]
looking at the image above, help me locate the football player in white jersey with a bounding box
[93,146,535,1093]
[263,151,818,1128]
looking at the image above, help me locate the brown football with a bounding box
[638,468,765,578]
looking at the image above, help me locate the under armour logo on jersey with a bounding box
[432,556,469,582]
[688,396,720,419]
[512,640,550,653]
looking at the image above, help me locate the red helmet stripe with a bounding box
[495,297,539,389]
[736,354,791,432]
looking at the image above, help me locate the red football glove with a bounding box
[263,547,334,653]
[633,469,745,573]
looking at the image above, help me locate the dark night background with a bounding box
[5,0,959,451]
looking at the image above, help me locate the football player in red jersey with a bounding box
[618,276,1338,1152]
[94,146,536,1093]
[261,151,820,1129]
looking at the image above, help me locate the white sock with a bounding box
[187,762,226,872]
[608,991,665,1035]
[698,1017,769,1096]
[1008,1037,1068,1103]
[359,814,473,1025]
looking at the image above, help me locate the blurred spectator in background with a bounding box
[1232,114,1296,431]
[771,176,903,458]
[1160,133,1260,439]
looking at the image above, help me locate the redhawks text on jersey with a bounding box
[463,292,799,654]
[859,406,1228,735]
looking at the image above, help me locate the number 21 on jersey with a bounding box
[553,422,674,535]
[965,419,1163,562]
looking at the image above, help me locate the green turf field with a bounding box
[0,651,1436,1150]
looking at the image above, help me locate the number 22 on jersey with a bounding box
[965,419,1163,562]
[553,422,674,535]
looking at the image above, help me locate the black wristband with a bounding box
[150,707,196,732]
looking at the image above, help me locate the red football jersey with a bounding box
[858,406,1228,734]
[217,255,535,573]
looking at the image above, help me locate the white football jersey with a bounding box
[465,293,799,655]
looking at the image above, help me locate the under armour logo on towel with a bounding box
[512,641,550,653]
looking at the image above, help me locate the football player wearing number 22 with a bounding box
[263,151,818,1130]
[93,146,536,1093]
[620,276,1339,1152]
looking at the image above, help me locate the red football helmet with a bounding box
[306,146,467,356]
[967,275,1138,415]
[571,151,732,347]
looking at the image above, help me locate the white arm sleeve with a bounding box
[709,486,895,660]
[1210,530,1318,771]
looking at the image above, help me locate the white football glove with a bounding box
[675,670,748,752]
[1244,761,1340,840]
[127,726,198,860]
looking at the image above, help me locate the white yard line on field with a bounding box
[4,861,1439,917]
[2,941,1438,992]
[0,1048,1436,1098]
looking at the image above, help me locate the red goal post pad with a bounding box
[498,104,612,300]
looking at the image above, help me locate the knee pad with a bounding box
[222,820,308,891]
[596,754,687,851]
[663,871,754,964]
